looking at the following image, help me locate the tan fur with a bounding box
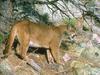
[4,20,68,64]
[75,16,84,31]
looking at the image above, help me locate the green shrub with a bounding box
[0,33,3,44]
[64,18,77,29]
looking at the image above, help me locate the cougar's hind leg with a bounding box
[3,26,17,57]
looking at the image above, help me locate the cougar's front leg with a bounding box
[18,36,29,60]
[49,38,61,64]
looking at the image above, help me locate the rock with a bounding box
[71,60,100,75]
[81,47,100,67]
[15,65,38,75]
[0,60,15,75]
[0,54,40,75]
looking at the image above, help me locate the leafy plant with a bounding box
[83,26,89,31]
[64,18,77,29]
[0,33,3,44]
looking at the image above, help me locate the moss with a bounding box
[63,18,77,29]
[0,33,3,44]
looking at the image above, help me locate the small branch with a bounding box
[46,4,56,20]
[46,4,55,15]
[33,0,59,5]
[62,0,76,19]
[26,59,41,72]
[57,1,66,10]
[52,3,70,18]
[56,67,73,74]
[69,0,86,12]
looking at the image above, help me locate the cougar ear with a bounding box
[75,16,84,30]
